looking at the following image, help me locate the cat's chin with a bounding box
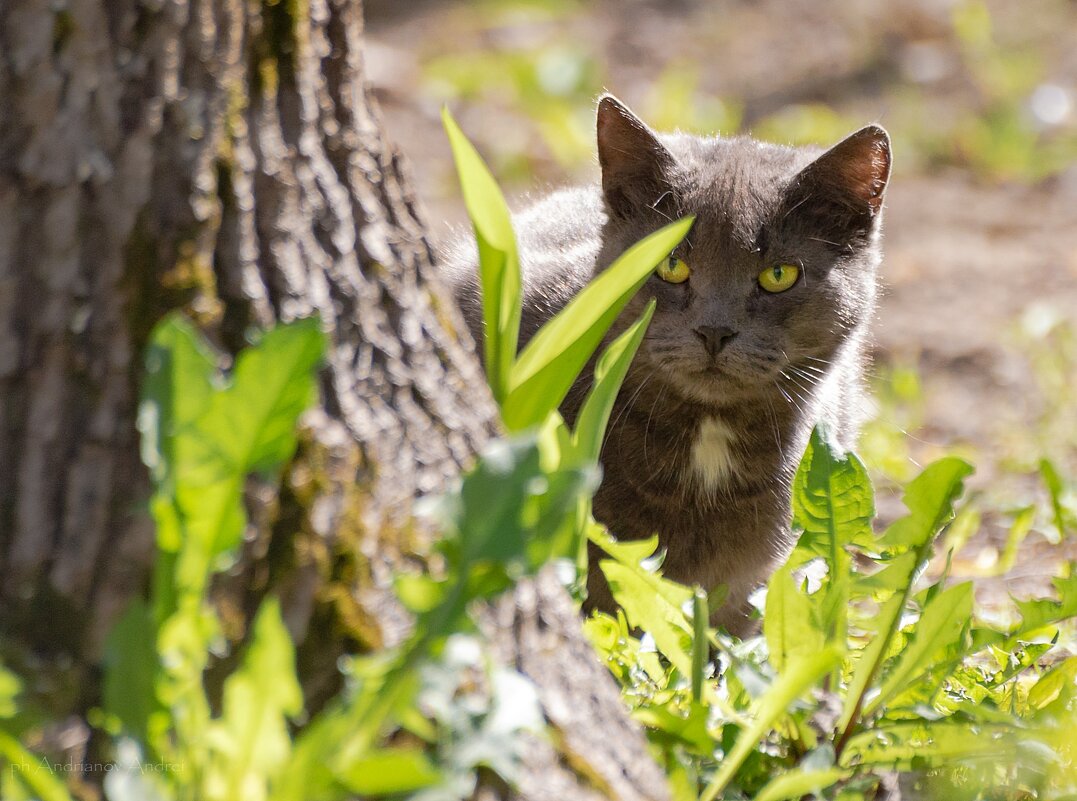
[661,365,774,407]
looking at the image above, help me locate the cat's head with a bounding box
[594,95,890,407]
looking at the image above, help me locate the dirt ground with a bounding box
[364,0,1077,607]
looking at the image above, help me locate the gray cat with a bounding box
[442,95,891,633]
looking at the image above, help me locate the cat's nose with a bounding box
[694,325,738,359]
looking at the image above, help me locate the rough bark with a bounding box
[0,0,668,797]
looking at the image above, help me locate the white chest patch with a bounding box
[691,416,738,492]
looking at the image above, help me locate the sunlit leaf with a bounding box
[443,107,521,405]
[700,647,842,801]
[502,216,694,430]
[572,300,656,464]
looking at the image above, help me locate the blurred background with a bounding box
[363,0,1077,608]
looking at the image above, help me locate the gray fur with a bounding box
[441,96,891,633]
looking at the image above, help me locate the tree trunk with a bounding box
[0,0,668,798]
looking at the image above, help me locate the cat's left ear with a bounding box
[787,125,892,238]
[597,94,677,219]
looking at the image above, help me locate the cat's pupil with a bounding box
[773,267,782,279]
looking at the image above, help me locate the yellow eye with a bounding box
[758,263,799,293]
[656,255,691,284]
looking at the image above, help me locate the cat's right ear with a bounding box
[597,95,676,219]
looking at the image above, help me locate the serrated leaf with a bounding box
[207,598,303,801]
[791,426,875,562]
[867,582,974,715]
[502,216,694,430]
[879,457,974,552]
[601,559,694,676]
[790,427,874,643]
[765,566,825,674]
[141,315,325,609]
[700,647,842,801]
[1013,573,1077,637]
[1028,655,1077,711]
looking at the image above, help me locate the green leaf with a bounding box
[572,300,656,458]
[595,529,694,676]
[601,560,694,676]
[141,315,325,609]
[208,598,303,801]
[837,459,972,738]
[699,646,842,801]
[443,107,520,405]
[792,426,875,562]
[765,566,826,674]
[103,599,160,745]
[790,426,874,644]
[867,581,974,715]
[211,318,326,474]
[0,664,20,719]
[334,748,441,796]
[1028,655,1077,711]
[1039,457,1068,540]
[1012,573,1077,637]
[879,457,974,552]
[571,300,656,464]
[502,216,694,430]
[753,766,850,801]
[839,722,1023,770]
[139,314,216,489]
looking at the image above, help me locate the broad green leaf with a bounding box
[443,107,520,405]
[838,458,974,733]
[334,748,441,796]
[867,581,974,715]
[572,300,656,464]
[765,566,826,674]
[1013,573,1077,637]
[139,315,216,488]
[791,426,875,563]
[753,766,850,801]
[700,646,841,801]
[210,318,325,474]
[208,598,303,801]
[879,457,974,552]
[601,560,694,676]
[1028,655,1077,711]
[103,599,160,745]
[448,435,594,572]
[502,216,694,430]
[790,427,873,643]
[589,529,664,570]
[141,315,325,610]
